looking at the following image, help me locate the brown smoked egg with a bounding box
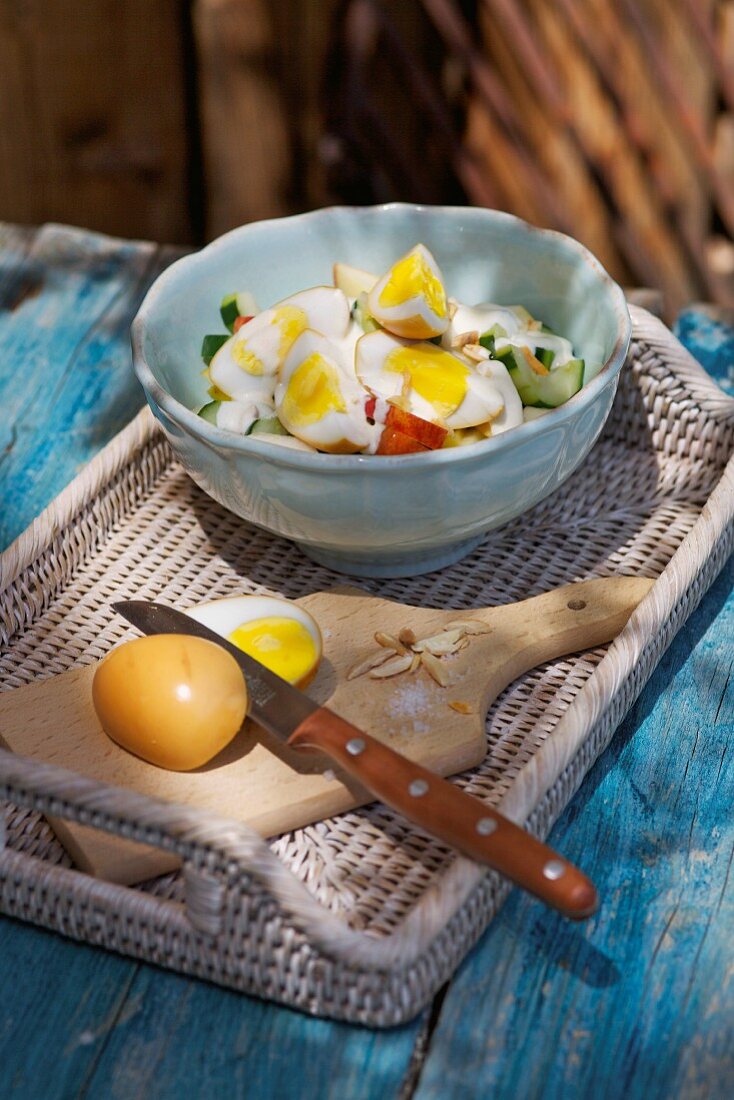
[92,634,248,770]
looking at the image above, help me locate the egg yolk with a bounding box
[281,353,347,427]
[227,615,318,685]
[232,341,265,376]
[232,306,307,377]
[274,305,307,355]
[378,251,447,318]
[385,344,469,419]
[92,635,248,771]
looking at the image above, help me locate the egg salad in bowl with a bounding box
[196,244,592,456]
[132,204,629,576]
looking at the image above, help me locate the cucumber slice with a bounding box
[198,400,221,425]
[539,359,585,405]
[479,323,508,355]
[220,291,258,333]
[201,334,229,365]
[491,342,516,364]
[505,348,584,407]
[249,416,290,437]
[535,347,556,369]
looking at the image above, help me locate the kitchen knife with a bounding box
[114,599,598,919]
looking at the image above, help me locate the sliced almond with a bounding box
[346,648,393,680]
[409,652,421,673]
[462,343,490,363]
[413,628,464,656]
[374,631,405,653]
[448,700,473,715]
[448,298,459,320]
[421,650,451,687]
[445,619,493,635]
[369,653,414,679]
[398,626,417,646]
[451,329,479,349]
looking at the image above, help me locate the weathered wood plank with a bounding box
[0,1,193,244]
[0,223,182,549]
[0,916,141,1099]
[76,965,422,1099]
[413,561,734,1100]
[0,909,421,1099]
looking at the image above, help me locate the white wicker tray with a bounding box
[1,308,732,1026]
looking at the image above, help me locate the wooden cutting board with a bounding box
[0,577,652,885]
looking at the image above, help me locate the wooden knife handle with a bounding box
[289,708,598,920]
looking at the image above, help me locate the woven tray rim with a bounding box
[1,306,733,980]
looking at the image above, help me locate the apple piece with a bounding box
[333,262,378,299]
[375,426,430,455]
[384,404,448,450]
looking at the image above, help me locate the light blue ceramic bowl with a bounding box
[131,204,630,577]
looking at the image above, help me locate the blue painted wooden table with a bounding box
[1,223,732,1100]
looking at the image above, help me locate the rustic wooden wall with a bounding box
[0,0,194,243]
[193,0,340,237]
[0,0,731,313]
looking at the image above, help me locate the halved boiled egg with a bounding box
[356,330,505,430]
[368,244,448,339]
[186,595,322,688]
[209,287,350,400]
[275,330,375,453]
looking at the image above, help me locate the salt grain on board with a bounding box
[385,680,435,733]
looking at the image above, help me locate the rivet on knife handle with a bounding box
[289,709,598,920]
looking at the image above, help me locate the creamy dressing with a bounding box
[474,357,524,434]
[215,397,274,434]
[445,302,574,368]
[495,331,574,368]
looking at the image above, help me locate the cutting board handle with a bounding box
[475,576,655,702]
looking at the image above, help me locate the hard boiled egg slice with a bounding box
[275,330,375,453]
[356,330,504,430]
[208,287,351,400]
[185,595,322,688]
[368,244,448,339]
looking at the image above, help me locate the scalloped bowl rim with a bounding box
[131,203,631,472]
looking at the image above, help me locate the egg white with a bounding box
[185,595,322,653]
[280,286,351,339]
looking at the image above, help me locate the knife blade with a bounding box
[114,599,598,919]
